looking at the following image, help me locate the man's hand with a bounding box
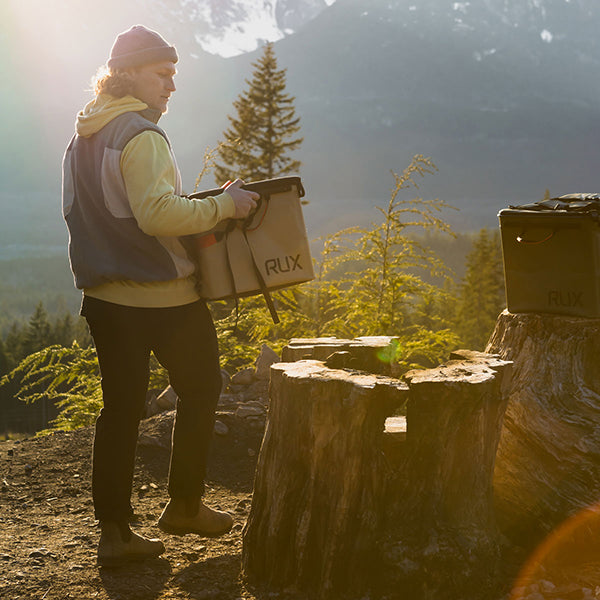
[224,179,259,219]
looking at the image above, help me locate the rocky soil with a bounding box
[3,353,600,600]
[0,358,292,600]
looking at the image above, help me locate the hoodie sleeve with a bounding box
[120,130,236,236]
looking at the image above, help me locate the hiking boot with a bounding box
[97,521,165,567]
[157,498,233,537]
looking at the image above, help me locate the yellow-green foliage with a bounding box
[0,343,170,435]
[1,156,480,431]
[218,155,462,373]
[0,343,102,433]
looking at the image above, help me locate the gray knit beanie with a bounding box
[107,25,178,69]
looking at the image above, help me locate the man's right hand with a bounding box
[224,179,259,219]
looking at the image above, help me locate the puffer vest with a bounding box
[62,109,194,289]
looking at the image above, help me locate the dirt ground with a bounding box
[4,405,600,600]
[0,408,294,600]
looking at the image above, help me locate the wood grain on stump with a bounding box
[487,310,600,544]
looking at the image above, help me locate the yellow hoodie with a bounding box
[75,94,235,307]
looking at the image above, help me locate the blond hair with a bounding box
[92,65,136,97]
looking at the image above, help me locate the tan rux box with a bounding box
[186,177,314,321]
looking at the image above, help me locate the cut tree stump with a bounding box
[487,310,600,544]
[242,343,512,599]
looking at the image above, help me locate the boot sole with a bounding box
[97,550,165,568]
[157,519,232,538]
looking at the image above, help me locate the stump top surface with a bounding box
[272,359,409,392]
[404,352,511,385]
[286,336,397,348]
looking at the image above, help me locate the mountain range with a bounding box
[2,0,600,255]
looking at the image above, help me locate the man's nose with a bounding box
[167,78,176,92]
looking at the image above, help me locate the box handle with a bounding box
[516,231,554,245]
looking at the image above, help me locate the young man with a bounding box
[62,25,259,567]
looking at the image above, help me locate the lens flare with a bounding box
[510,503,600,598]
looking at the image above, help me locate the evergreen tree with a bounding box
[214,43,303,183]
[0,336,10,377]
[22,302,52,357]
[52,312,75,348]
[4,321,24,368]
[454,228,505,350]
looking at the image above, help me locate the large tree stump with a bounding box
[242,343,512,599]
[486,310,600,544]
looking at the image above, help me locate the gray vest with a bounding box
[62,109,193,289]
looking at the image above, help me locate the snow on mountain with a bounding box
[178,0,337,58]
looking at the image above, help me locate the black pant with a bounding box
[82,296,222,522]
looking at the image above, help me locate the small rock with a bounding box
[254,344,280,380]
[138,434,168,449]
[156,385,178,410]
[221,369,231,389]
[247,448,256,457]
[145,396,163,418]
[7,449,13,457]
[214,420,229,436]
[217,393,238,407]
[24,464,33,476]
[235,406,265,418]
[231,368,255,386]
[510,587,527,599]
[149,482,159,490]
[539,580,556,594]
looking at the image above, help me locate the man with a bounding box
[62,25,259,567]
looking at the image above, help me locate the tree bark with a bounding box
[486,310,600,544]
[242,359,408,598]
[396,349,512,539]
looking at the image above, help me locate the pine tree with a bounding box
[4,321,25,366]
[454,228,505,350]
[22,302,52,357]
[0,337,10,377]
[214,43,303,183]
[52,313,75,348]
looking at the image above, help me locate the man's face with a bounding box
[129,60,177,113]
